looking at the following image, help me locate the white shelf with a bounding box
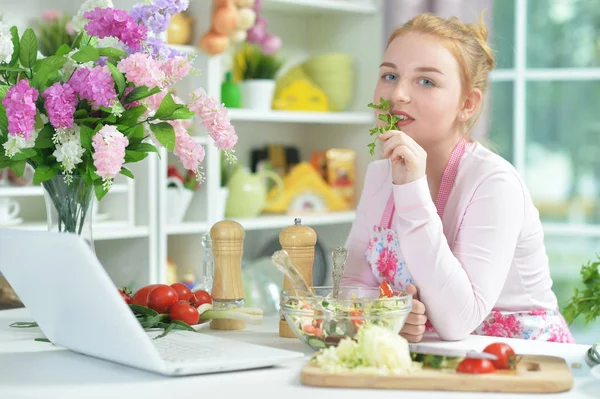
[233,211,356,231]
[543,222,600,237]
[227,109,374,124]
[262,0,377,14]
[8,222,149,241]
[166,222,209,235]
[0,183,129,197]
[168,44,199,55]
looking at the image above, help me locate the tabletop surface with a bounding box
[0,307,598,399]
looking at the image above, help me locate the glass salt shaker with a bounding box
[196,233,214,292]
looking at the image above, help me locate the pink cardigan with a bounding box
[341,142,559,341]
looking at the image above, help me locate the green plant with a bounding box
[563,254,600,325]
[235,43,283,80]
[35,11,76,57]
[367,98,401,156]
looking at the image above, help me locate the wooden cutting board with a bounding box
[301,355,573,393]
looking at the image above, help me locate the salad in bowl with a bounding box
[280,281,412,350]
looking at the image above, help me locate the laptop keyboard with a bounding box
[152,333,226,363]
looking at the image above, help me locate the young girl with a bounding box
[341,13,575,344]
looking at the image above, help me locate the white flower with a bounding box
[53,140,85,173]
[71,0,114,33]
[2,130,37,158]
[0,22,14,64]
[60,49,94,81]
[53,125,81,145]
[357,324,412,371]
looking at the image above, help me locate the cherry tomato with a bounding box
[170,283,193,302]
[350,309,364,328]
[379,281,393,298]
[119,287,132,304]
[131,284,160,307]
[456,358,496,374]
[169,300,199,325]
[147,285,179,313]
[483,342,519,370]
[190,290,212,307]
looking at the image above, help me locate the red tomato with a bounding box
[379,281,393,298]
[190,290,212,307]
[349,309,364,328]
[147,285,179,313]
[119,288,132,304]
[456,358,496,374]
[483,342,519,370]
[170,283,193,302]
[131,284,160,307]
[169,300,199,325]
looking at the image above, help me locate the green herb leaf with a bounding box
[71,45,99,63]
[129,304,159,317]
[367,97,397,156]
[563,254,600,325]
[33,165,58,184]
[35,337,52,343]
[149,122,175,151]
[10,321,39,328]
[19,28,38,69]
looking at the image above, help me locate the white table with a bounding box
[0,308,598,399]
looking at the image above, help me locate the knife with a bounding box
[409,343,498,361]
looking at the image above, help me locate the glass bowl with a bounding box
[280,286,412,351]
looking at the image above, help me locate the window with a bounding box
[489,0,600,343]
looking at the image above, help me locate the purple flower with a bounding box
[42,82,78,130]
[84,7,147,51]
[2,79,39,139]
[131,0,190,34]
[155,0,190,15]
[144,37,182,60]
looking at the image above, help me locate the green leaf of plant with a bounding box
[124,149,148,163]
[32,165,58,184]
[73,109,88,119]
[124,86,161,103]
[9,26,20,67]
[9,159,26,176]
[129,142,159,154]
[0,66,25,72]
[118,105,146,127]
[154,93,178,120]
[19,28,38,68]
[149,122,175,151]
[128,124,145,141]
[71,45,99,63]
[162,106,195,120]
[106,62,125,96]
[10,148,36,161]
[129,304,159,317]
[0,105,7,134]
[79,125,94,151]
[94,182,109,201]
[119,167,134,179]
[55,44,71,57]
[32,55,67,88]
[98,47,127,59]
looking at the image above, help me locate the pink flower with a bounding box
[160,56,192,86]
[84,7,147,50]
[92,125,129,180]
[189,88,238,151]
[171,121,205,172]
[117,53,165,89]
[69,66,117,109]
[42,82,77,130]
[2,79,39,139]
[42,10,61,22]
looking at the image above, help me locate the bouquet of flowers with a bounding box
[0,0,238,235]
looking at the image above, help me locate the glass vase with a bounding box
[42,175,95,253]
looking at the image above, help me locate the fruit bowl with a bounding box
[280,286,411,351]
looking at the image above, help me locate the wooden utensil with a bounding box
[278,218,316,338]
[209,220,246,330]
[301,355,573,393]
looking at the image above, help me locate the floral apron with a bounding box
[365,139,575,343]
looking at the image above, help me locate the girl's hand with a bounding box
[379,130,427,185]
[400,284,427,343]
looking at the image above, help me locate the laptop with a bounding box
[0,228,305,376]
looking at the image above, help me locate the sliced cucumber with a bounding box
[308,337,326,349]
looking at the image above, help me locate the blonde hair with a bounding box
[387,12,495,133]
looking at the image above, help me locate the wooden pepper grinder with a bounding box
[279,218,317,338]
[210,220,246,330]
